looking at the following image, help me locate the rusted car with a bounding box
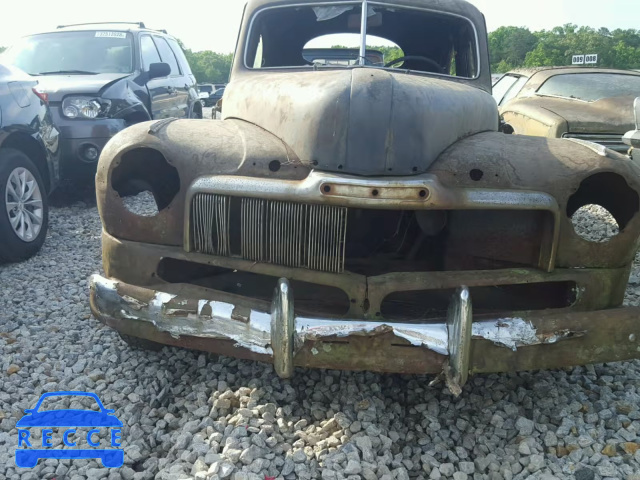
[90,0,640,393]
[494,67,640,153]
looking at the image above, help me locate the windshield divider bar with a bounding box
[359,0,368,66]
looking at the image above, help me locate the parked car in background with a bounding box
[197,86,210,105]
[209,86,225,106]
[1,22,201,180]
[302,48,385,66]
[493,67,640,153]
[90,0,640,395]
[0,63,59,262]
[198,83,215,106]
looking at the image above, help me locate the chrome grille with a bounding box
[191,193,230,256]
[563,133,627,153]
[190,194,348,273]
[268,200,307,268]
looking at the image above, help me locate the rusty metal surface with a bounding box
[101,231,631,320]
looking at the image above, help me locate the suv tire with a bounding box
[0,148,49,262]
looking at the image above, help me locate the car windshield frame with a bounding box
[536,72,640,102]
[242,0,481,80]
[3,31,135,76]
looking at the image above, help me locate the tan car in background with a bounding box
[494,67,640,154]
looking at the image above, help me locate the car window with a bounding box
[199,85,213,93]
[140,35,161,70]
[153,36,181,76]
[303,35,390,66]
[492,75,519,104]
[537,73,640,102]
[500,76,527,105]
[3,31,134,75]
[167,38,193,76]
[246,4,478,78]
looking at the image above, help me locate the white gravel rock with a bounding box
[0,186,639,480]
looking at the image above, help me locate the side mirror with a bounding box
[147,62,171,80]
[623,97,640,149]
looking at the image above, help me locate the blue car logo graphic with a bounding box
[15,391,123,468]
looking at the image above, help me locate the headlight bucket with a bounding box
[62,96,111,119]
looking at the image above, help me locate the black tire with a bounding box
[0,148,49,263]
[118,333,164,351]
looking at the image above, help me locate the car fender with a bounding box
[431,131,640,268]
[500,100,568,138]
[95,118,309,246]
[101,79,151,124]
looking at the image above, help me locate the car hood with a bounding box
[509,95,635,134]
[16,410,123,428]
[222,69,498,176]
[35,73,131,102]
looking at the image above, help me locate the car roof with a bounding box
[31,23,174,38]
[246,0,479,15]
[506,66,640,79]
[501,67,640,99]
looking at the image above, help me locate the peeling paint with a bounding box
[471,318,578,351]
[295,318,449,355]
[148,292,176,316]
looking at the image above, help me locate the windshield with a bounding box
[3,31,134,75]
[246,2,478,78]
[537,73,640,102]
[199,85,213,93]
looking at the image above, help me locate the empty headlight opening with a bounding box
[111,148,180,215]
[567,172,640,242]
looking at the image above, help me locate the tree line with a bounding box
[3,23,640,81]
[489,24,640,73]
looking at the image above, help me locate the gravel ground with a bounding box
[1,195,639,480]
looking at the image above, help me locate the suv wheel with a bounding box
[0,148,49,262]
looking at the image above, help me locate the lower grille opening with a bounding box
[157,258,351,316]
[380,281,577,320]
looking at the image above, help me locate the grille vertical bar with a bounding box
[241,198,265,261]
[191,193,230,256]
[190,194,347,273]
[268,200,307,269]
[307,204,347,273]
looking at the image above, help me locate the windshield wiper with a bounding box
[37,70,99,75]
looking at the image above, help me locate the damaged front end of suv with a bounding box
[90,0,640,393]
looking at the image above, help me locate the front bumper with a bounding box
[90,273,640,393]
[52,110,127,178]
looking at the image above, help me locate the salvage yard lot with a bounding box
[0,191,639,480]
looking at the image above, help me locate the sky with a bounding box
[0,0,639,53]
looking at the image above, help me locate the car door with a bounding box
[140,34,173,119]
[167,37,198,118]
[153,36,188,118]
